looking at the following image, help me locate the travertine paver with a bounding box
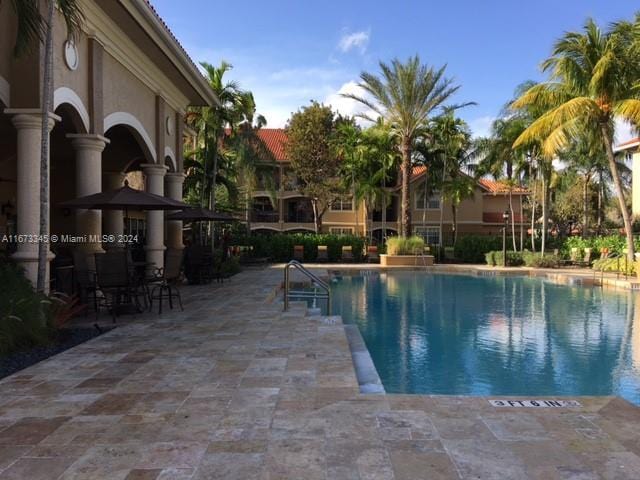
[0,266,640,479]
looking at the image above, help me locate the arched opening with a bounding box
[50,103,87,239]
[103,124,154,257]
[0,100,17,254]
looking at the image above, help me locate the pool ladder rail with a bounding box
[283,260,332,315]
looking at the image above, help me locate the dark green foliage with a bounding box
[454,235,503,263]
[521,251,561,268]
[232,233,365,262]
[490,251,525,267]
[0,262,51,356]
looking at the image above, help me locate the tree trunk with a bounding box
[311,199,320,234]
[452,204,458,246]
[210,147,219,250]
[509,187,516,251]
[37,0,55,293]
[422,174,428,230]
[400,138,412,237]
[381,177,387,244]
[582,173,590,238]
[519,176,524,251]
[602,125,634,264]
[439,159,447,247]
[597,173,603,234]
[541,175,548,256]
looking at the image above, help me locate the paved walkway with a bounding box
[1,266,640,479]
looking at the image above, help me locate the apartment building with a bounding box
[248,129,528,244]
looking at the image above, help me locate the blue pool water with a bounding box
[332,272,640,404]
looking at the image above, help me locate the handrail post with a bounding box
[284,263,289,311]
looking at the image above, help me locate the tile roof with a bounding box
[255,129,288,162]
[614,137,640,152]
[477,178,528,194]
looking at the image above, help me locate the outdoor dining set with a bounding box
[49,180,234,321]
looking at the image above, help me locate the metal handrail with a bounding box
[284,260,331,314]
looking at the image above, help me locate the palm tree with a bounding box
[3,0,83,292]
[513,18,640,263]
[420,113,474,246]
[475,116,530,251]
[342,56,463,236]
[442,175,476,246]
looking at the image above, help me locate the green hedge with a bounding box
[562,235,630,258]
[454,235,503,263]
[232,233,365,262]
[485,250,561,268]
[592,257,636,275]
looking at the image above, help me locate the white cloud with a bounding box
[615,118,636,145]
[468,116,495,138]
[324,81,378,124]
[338,30,370,54]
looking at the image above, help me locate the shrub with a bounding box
[386,236,425,255]
[454,235,503,263]
[489,251,524,267]
[592,257,635,275]
[231,233,365,262]
[485,251,496,266]
[0,262,51,356]
[521,251,561,268]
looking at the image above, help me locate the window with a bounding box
[415,188,440,210]
[331,197,353,211]
[330,227,354,236]
[415,226,440,245]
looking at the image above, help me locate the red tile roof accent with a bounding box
[477,178,528,194]
[615,137,640,150]
[255,129,288,162]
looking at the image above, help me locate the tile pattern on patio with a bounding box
[0,266,639,479]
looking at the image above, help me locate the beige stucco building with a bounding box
[0,0,217,286]
[614,137,640,220]
[248,129,528,243]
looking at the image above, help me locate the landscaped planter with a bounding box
[380,254,434,266]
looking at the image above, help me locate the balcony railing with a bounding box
[371,210,398,222]
[286,212,314,223]
[250,211,280,223]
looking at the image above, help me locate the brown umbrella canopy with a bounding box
[59,181,187,211]
[166,207,236,222]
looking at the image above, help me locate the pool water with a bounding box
[332,272,640,405]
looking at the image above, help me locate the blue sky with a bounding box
[153,0,637,139]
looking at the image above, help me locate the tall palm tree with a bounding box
[3,0,83,292]
[342,56,463,236]
[513,19,640,263]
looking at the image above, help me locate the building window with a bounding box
[415,226,440,245]
[415,188,440,210]
[331,197,353,211]
[330,227,354,236]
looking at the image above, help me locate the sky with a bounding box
[152,0,637,141]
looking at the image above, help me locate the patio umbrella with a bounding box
[166,207,236,222]
[59,180,187,211]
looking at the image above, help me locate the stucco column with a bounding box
[7,109,59,287]
[165,172,185,250]
[141,163,168,271]
[68,134,109,252]
[102,171,125,247]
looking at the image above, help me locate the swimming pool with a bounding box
[332,271,640,405]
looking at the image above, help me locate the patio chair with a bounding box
[94,251,139,322]
[341,245,354,262]
[149,248,184,314]
[184,245,215,284]
[367,245,380,263]
[293,245,304,261]
[73,250,98,314]
[317,245,329,262]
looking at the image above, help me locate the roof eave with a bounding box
[126,0,220,107]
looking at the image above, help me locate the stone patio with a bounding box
[1,266,640,479]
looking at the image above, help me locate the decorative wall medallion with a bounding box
[63,40,78,71]
[166,116,173,135]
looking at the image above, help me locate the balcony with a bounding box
[250,211,280,223]
[286,211,314,223]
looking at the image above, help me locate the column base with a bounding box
[12,250,56,292]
